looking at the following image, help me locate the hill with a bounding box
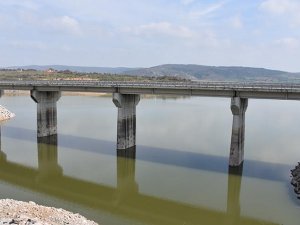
[123,64,300,82]
[3,64,300,82]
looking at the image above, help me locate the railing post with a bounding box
[229,97,248,166]
[113,93,140,150]
[30,90,61,138]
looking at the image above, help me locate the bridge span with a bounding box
[1,80,300,167]
[1,80,300,99]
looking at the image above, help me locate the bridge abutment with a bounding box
[229,97,248,167]
[31,90,61,138]
[113,93,140,150]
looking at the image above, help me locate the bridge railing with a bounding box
[1,80,300,92]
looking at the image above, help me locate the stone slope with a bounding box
[0,105,15,121]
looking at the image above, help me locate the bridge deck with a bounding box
[1,80,300,100]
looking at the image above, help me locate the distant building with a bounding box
[46,68,56,73]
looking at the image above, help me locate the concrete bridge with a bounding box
[2,80,300,167]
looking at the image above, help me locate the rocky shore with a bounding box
[0,199,98,225]
[0,105,15,121]
[291,162,300,199]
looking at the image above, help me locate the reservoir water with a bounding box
[0,94,299,225]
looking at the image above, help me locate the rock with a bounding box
[291,162,300,196]
[0,199,98,225]
[0,105,15,121]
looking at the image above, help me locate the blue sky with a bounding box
[0,0,300,71]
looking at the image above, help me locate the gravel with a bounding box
[0,199,99,225]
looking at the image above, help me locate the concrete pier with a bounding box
[31,90,61,138]
[113,93,140,150]
[229,97,248,166]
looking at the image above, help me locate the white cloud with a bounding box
[0,0,40,11]
[124,22,194,39]
[0,4,82,36]
[181,0,196,5]
[61,45,72,52]
[189,1,226,18]
[260,0,299,14]
[274,37,300,48]
[0,13,8,26]
[230,15,243,29]
[260,0,300,26]
[9,40,47,50]
[44,16,81,35]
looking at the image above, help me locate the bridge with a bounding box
[1,80,300,166]
[1,80,300,99]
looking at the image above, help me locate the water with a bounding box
[0,94,299,225]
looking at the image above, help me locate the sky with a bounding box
[0,0,300,72]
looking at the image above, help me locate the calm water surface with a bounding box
[0,94,300,225]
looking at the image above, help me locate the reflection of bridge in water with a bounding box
[0,127,280,225]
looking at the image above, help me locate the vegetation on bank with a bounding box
[0,69,189,82]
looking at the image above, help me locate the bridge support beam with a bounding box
[113,93,140,150]
[31,90,61,138]
[229,97,248,167]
